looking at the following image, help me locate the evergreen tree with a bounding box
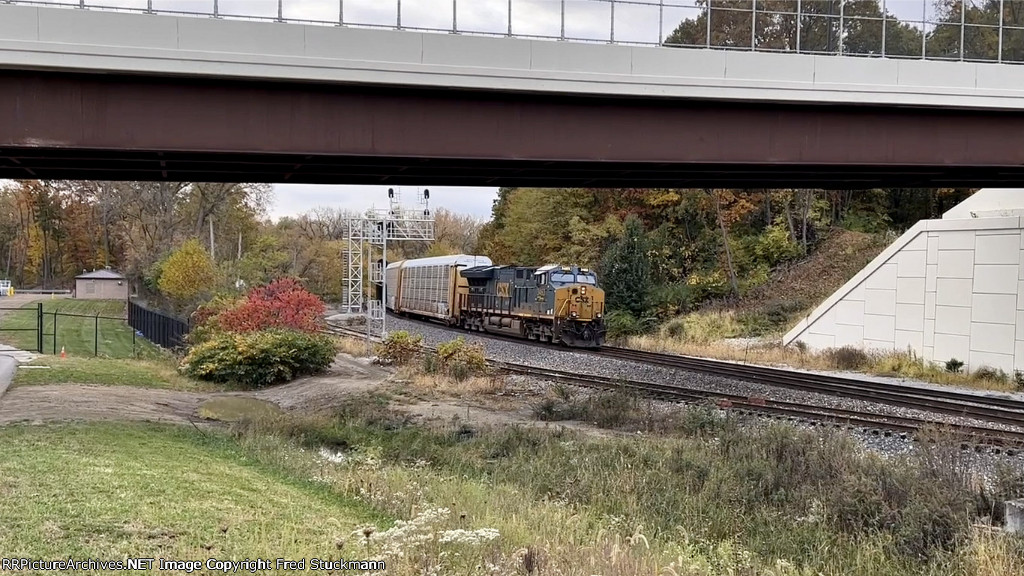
[600,215,651,318]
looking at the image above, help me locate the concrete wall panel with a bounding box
[935,278,974,307]
[974,264,1018,294]
[972,293,1017,325]
[895,329,924,351]
[937,250,975,278]
[866,263,898,289]
[424,34,530,69]
[969,350,1014,373]
[895,304,925,332]
[897,277,926,304]
[976,234,1021,263]
[38,7,179,49]
[177,18,306,56]
[863,314,896,343]
[304,26,423,62]
[0,6,39,41]
[934,333,970,363]
[864,288,897,316]
[897,250,927,278]
[935,305,972,335]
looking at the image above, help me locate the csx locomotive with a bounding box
[385,254,607,348]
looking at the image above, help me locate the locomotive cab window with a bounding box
[536,273,546,286]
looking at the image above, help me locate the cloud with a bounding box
[270,184,499,221]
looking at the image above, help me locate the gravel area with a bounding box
[387,315,1024,436]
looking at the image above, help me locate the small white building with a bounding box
[75,269,128,301]
[784,189,1024,374]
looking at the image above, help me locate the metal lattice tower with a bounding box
[340,188,434,343]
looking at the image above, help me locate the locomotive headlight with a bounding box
[581,286,587,295]
[571,311,578,317]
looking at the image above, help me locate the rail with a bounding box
[328,318,1024,448]
[5,0,1024,64]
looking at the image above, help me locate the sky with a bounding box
[270,185,499,221]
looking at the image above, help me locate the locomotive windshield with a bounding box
[550,272,598,286]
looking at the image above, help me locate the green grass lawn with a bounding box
[0,422,383,572]
[12,356,217,391]
[0,299,158,358]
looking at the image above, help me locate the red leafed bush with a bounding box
[216,278,325,334]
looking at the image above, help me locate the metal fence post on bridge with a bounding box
[397,0,402,30]
[999,0,1005,63]
[561,0,566,40]
[610,0,615,44]
[277,0,283,23]
[454,0,458,33]
[839,0,845,56]
[881,0,886,57]
[507,0,512,36]
[797,0,802,52]
[94,313,99,357]
[960,0,966,61]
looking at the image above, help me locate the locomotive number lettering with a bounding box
[496,282,510,298]
[574,296,590,303]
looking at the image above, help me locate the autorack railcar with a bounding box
[386,254,607,348]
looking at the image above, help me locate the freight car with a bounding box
[385,254,607,348]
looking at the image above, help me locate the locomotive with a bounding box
[385,254,607,348]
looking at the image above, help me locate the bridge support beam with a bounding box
[2,70,1024,187]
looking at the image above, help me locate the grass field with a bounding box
[0,422,385,573]
[12,356,216,391]
[0,299,158,358]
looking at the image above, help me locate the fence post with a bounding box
[36,302,43,353]
[95,314,99,357]
[53,312,57,355]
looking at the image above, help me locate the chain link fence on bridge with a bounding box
[6,0,1024,63]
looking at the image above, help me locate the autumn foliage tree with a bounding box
[216,277,325,334]
[158,238,218,306]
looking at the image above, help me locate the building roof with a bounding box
[75,269,125,280]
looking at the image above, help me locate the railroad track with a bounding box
[494,362,1024,450]
[596,347,1024,429]
[327,318,1024,448]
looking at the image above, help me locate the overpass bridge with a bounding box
[1,1,1024,187]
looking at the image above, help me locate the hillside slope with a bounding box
[655,228,891,344]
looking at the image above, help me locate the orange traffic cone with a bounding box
[60,346,66,359]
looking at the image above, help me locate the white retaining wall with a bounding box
[783,216,1024,374]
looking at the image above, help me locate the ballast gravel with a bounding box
[386,315,1024,441]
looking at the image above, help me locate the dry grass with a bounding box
[397,368,507,396]
[965,528,1024,576]
[625,335,1021,393]
[334,336,371,358]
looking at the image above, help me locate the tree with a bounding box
[158,238,218,306]
[599,215,652,318]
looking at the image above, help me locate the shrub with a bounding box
[187,294,241,345]
[606,310,656,340]
[179,329,336,389]
[216,277,325,334]
[431,337,488,382]
[824,346,871,370]
[1015,370,1024,392]
[972,366,1008,383]
[945,358,964,373]
[374,331,423,366]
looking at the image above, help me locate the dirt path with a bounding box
[0,355,392,426]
